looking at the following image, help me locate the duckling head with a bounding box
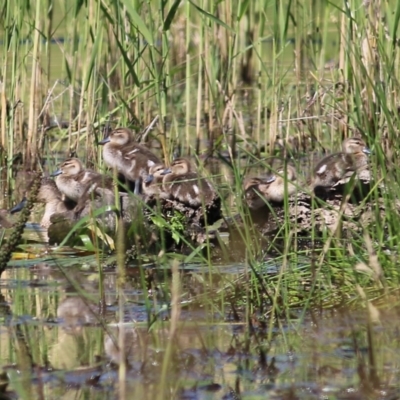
[243,177,266,191]
[243,177,270,210]
[162,158,192,176]
[342,137,370,155]
[269,164,297,183]
[98,127,133,146]
[52,158,84,177]
[145,164,166,183]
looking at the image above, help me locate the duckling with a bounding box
[244,177,271,210]
[10,178,136,230]
[311,137,370,190]
[264,164,297,202]
[244,165,297,210]
[161,158,217,207]
[143,163,170,198]
[10,178,72,228]
[52,158,113,203]
[98,127,161,194]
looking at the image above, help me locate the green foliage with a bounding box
[151,210,186,245]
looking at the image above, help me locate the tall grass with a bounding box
[1,0,400,333]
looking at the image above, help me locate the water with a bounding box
[0,251,397,399]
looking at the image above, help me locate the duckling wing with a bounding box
[168,173,215,207]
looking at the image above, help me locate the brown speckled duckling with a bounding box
[10,178,72,228]
[52,158,113,203]
[244,177,271,210]
[311,137,370,190]
[143,163,169,198]
[98,127,160,194]
[244,165,297,210]
[10,178,135,230]
[161,158,217,207]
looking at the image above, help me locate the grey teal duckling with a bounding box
[10,178,72,228]
[161,158,217,207]
[98,127,161,194]
[52,158,113,213]
[143,163,169,199]
[10,178,136,230]
[311,137,370,190]
[244,164,298,210]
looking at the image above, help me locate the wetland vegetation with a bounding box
[1,0,400,398]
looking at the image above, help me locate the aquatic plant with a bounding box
[0,173,41,275]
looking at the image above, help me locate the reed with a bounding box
[1,0,400,328]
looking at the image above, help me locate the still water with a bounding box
[0,247,398,399]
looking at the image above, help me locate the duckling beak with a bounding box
[266,175,276,184]
[51,169,63,177]
[98,137,111,145]
[160,168,172,176]
[363,147,371,155]
[144,174,154,184]
[9,198,27,214]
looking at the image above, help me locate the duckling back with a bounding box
[264,165,297,203]
[162,158,217,207]
[244,164,298,210]
[99,127,161,190]
[310,137,370,190]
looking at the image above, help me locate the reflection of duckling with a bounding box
[311,137,370,189]
[143,163,169,198]
[104,328,138,365]
[98,127,160,194]
[244,165,297,210]
[52,158,112,203]
[57,296,96,335]
[161,158,217,207]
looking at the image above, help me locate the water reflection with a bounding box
[0,261,399,399]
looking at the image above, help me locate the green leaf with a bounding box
[172,230,181,245]
[188,0,234,32]
[163,0,182,31]
[237,0,250,21]
[58,205,118,248]
[84,27,103,91]
[119,0,154,46]
[79,234,96,252]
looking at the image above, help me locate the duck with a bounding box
[10,177,136,230]
[142,163,169,198]
[160,158,217,207]
[10,178,72,228]
[311,137,370,190]
[244,164,298,210]
[52,158,113,203]
[98,127,161,194]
